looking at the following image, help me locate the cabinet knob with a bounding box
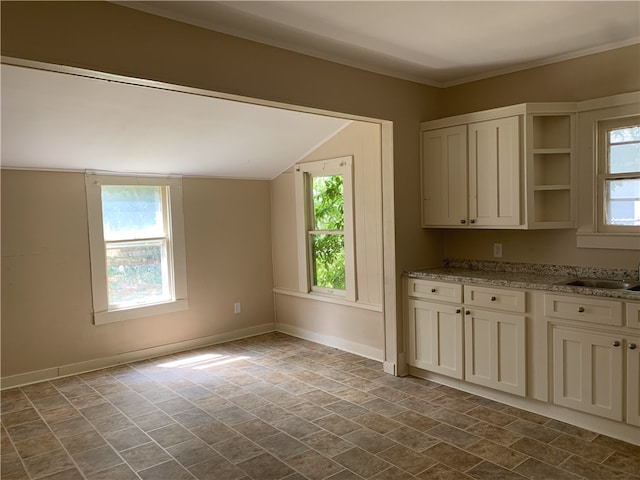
[465,310,471,315]
[613,341,621,347]
[431,288,437,293]
[456,309,461,314]
[470,219,476,224]
[490,296,497,301]
[577,307,585,313]
[460,219,466,224]
[630,343,637,350]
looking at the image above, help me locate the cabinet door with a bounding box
[464,309,526,396]
[626,302,640,329]
[552,327,623,421]
[627,338,640,426]
[407,299,464,379]
[468,116,521,226]
[421,126,468,226]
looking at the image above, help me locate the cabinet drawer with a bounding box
[627,302,640,329]
[463,285,526,313]
[545,294,622,327]
[406,279,462,303]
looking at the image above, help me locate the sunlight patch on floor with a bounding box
[157,352,251,370]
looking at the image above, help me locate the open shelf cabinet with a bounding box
[526,111,576,228]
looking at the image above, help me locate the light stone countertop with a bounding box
[403,260,640,301]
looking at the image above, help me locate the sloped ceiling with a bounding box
[1,64,351,179]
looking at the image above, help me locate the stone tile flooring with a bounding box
[2,333,639,479]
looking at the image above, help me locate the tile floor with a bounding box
[1,333,639,480]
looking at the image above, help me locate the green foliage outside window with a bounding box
[311,175,346,290]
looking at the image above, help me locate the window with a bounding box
[86,173,188,324]
[597,116,640,232]
[295,157,355,301]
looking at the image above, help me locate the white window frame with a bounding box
[576,92,640,250]
[294,156,356,302]
[85,173,188,325]
[596,115,640,233]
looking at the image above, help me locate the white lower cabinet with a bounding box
[552,326,624,421]
[405,277,640,439]
[405,279,527,396]
[465,308,526,396]
[407,298,464,379]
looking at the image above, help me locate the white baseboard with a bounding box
[1,323,276,389]
[276,323,384,362]
[410,366,640,446]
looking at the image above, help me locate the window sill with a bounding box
[576,232,640,250]
[94,299,189,325]
[273,288,382,312]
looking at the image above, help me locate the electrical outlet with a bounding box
[234,303,241,314]
[493,243,503,258]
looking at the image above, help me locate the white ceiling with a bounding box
[119,0,640,87]
[1,64,350,179]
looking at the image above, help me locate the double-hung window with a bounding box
[597,116,640,231]
[295,157,356,301]
[86,173,188,325]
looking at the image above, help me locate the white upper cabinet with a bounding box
[421,103,576,229]
[468,116,521,227]
[421,125,467,226]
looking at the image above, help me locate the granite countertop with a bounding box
[403,259,640,301]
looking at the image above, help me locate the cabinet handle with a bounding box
[431,288,437,293]
[470,219,476,224]
[577,307,585,313]
[613,341,621,347]
[630,343,637,350]
[456,309,461,314]
[460,219,466,224]
[465,310,471,315]
[490,296,497,301]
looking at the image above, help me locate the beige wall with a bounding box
[1,1,443,375]
[439,44,640,269]
[441,45,640,116]
[2,2,638,379]
[1,170,274,378]
[272,122,384,355]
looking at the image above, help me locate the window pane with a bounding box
[312,175,344,230]
[609,143,640,174]
[605,178,640,226]
[106,241,170,307]
[609,126,640,144]
[102,186,165,240]
[311,233,345,290]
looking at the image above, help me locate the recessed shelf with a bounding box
[533,153,571,186]
[533,115,572,149]
[534,189,571,223]
[533,185,572,191]
[532,148,571,155]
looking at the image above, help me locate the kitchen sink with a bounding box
[559,278,640,290]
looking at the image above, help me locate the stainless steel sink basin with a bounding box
[559,278,640,290]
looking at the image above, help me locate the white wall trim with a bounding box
[576,232,640,250]
[410,367,640,446]
[276,323,384,362]
[1,323,276,390]
[382,362,396,375]
[273,288,383,312]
